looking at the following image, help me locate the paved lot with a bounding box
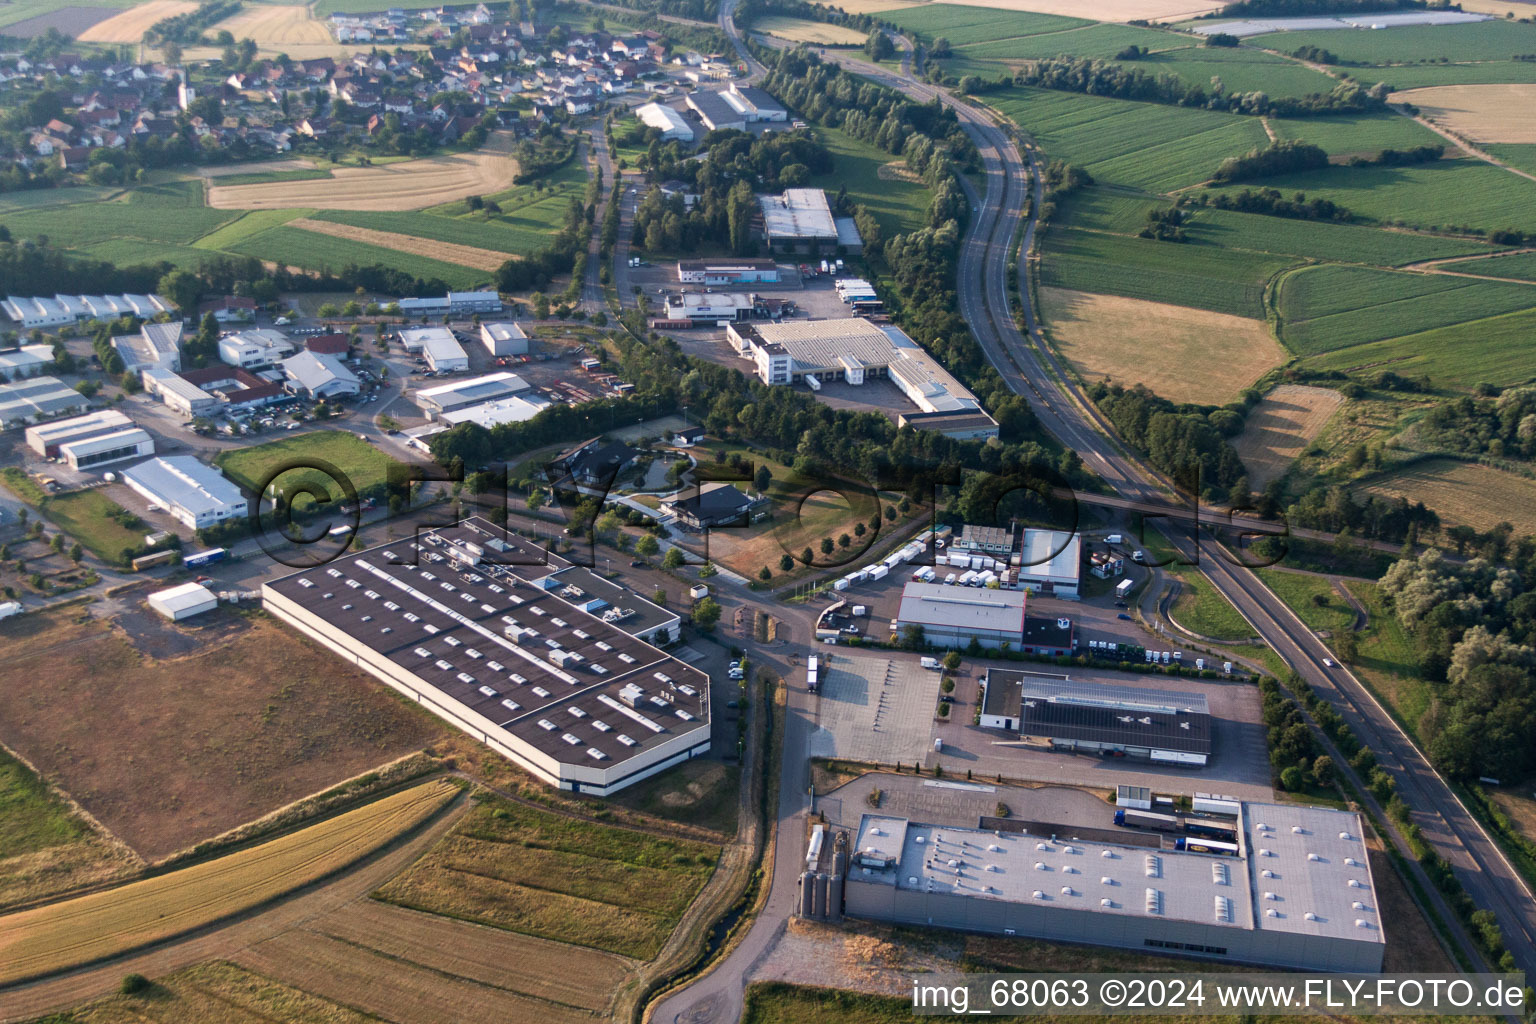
[817,774,1118,836]
[929,661,1272,801]
[808,652,940,765]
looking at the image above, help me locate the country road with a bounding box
[646,13,1536,1019]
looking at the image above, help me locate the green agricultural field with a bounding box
[1127,46,1340,97]
[79,240,221,269]
[990,87,1270,193]
[313,207,553,258]
[1267,110,1445,156]
[1375,59,1536,89]
[0,0,138,30]
[192,208,312,251]
[1184,206,1495,265]
[808,125,931,239]
[1307,304,1536,390]
[373,793,718,960]
[1251,19,1536,65]
[1056,188,1164,235]
[883,4,1088,46]
[224,225,489,289]
[38,490,154,566]
[1041,227,1292,317]
[1443,250,1536,282]
[314,0,440,13]
[1485,144,1536,178]
[0,185,113,213]
[1200,157,1536,234]
[1275,264,1536,355]
[957,23,1180,62]
[208,168,332,187]
[216,431,408,506]
[2,191,238,250]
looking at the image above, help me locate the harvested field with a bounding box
[289,217,511,271]
[208,135,518,211]
[235,902,622,1024]
[754,15,867,44]
[0,6,119,37]
[31,959,380,1024]
[0,780,459,987]
[0,607,445,860]
[78,0,196,41]
[1362,458,1536,535]
[208,3,332,45]
[1041,287,1284,404]
[373,793,717,960]
[1232,384,1344,488]
[1391,84,1536,144]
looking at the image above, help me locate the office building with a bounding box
[218,329,296,369]
[123,456,248,529]
[676,259,780,285]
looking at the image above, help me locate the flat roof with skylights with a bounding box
[261,518,710,795]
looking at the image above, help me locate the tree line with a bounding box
[1088,382,1252,501]
[1011,57,1392,117]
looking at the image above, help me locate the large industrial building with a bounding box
[726,318,999,439]
[281,351,361,399]
[414,371,530,416]
[0,344,55,381]
[1019,527,1082,599]
[58,427,154,471]
[635,100,694,141]
[685,83,788,132]
[758,188,837,249]
[1,293,173,328]
[122,456,248,529]
[894,582,1027,649]
[0,376,90,428]
[112,321,184,374]
[26,409,134,457]
[981,672,1211,767]
[437,393,553,429]
[262,518,711,795]
[396,291,502,317]
[838,800,1383,972]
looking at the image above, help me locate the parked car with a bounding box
[1117,613,1132,621]
[630,560,645,567]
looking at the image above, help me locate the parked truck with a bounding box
[182,547,227,569]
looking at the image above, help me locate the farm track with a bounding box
[0,788,471,1023]
[289,218,512,272]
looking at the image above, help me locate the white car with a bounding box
[1323,657,1335,668]
[728,669,744,680]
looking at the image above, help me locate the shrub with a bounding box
[120,974,150,995]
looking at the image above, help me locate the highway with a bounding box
[648,12,1536,1021]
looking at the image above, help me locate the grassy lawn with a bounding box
[1342,580,1432,740]
[1253,568,1358,635]
[215,430,407,506]
[1168,569,1252,641]
[807,125,931,240]
[0,467,46,504]
[0,746,94,860]
[36,490,150,566]
[373,792,718,960]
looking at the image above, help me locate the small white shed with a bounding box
[148,582,217,621]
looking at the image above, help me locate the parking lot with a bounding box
[808,651,942,765]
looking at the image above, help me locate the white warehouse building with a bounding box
[841,800,1383,972]
[0,345,55,381]
[400,326,469,372]
[1018,527,1082,599]
[148,582,219,621]
[479,321,529,357]
[123,456,248,530]
[58,428,154,471]
[635,101,694,141]
[26,409,134,457]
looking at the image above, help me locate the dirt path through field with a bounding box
[1401,247,1536,272]
[1394,109,1536,184]
[209,134,518,211]
[289,218,514,271]
[0,792,470,1024]
[78,0,197,42]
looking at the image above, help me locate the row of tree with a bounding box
[1088,382,1252,501]
[1011,57,1391,117]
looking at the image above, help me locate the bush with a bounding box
[120,974,150,995]
[940,677,955,693]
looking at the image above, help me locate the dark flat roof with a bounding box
[989,670,1211,755]
[265,518,708,767]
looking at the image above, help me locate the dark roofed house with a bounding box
[305,332,351,355]
[661,481,765,531]
[549,436,641,491]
